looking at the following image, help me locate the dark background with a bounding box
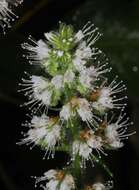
[0,0,139,189]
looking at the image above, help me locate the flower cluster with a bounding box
[35,169,75,190]
[84,181,113,190]
[19,22,135,189]
[34,169,113,190]
[18,114,61,158]
[72,129,104,168]
[0,0,23,33]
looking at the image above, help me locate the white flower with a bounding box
[64,70,75,83]
[77,98,92,122]
[75,22,101,46]
[87,136,102,149]
[73,56,86,72]
[93,183,106,190]
[104,111,135,149]
[10,0,23,6]
[43,170,57,180]
[45,123,61,147]
[92,182,113,190]
[21,71,74,109]
[77,21,101,47]
[91,77,128,113]
[79,66,97,89]
[44,32,53,42]
[60,97,93,124]
[30,75,52,106]
[60,175,75,190]
[72,129,104,167]
[45,180,59,190]
[92,97,113,113]
[0,0,22,32]
[51,70,75,90]
[73,140,92,160]
[79,62,111,89]
[93,87,114,111]
[22,37,50,65]
[73,22,105,75]
[73,41,92,72]
[75,30,84,42]
[36,40,50,60]
[31,75,49,91]
[85,181,113,190]
[35,170,75,190]
[31,115,49,127]
[57,50,64,57]
[79,70,92,89]
[76,41,92,59]
[18,115,61,157]
[105,124,123,148]
[60,103,71,121]
[51,75,63,89]
[73,44,106,74]
[19,75,52,108]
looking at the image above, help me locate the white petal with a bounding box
[37,40,50,60]
[79,142,92,159]
[93,183,106,190]
[51,75,63,89]
[64,70,75,83]
[60,104,71,120]
[75,30,84,42]
[46,179,59,190]
[44,170,57,180]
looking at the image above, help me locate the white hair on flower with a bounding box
[91,76,128,113]
[17,114,61,159]
[73,22,103,72]
[51,75,63,89]
[75,21,102,46]
[21,35,50,65]
[51,70,75,90]
[75,41,92,60]
[64,69,75,83]
[19,74,52,111]
[19,70,76,112]
[35,169,75,190]
[60,97,98,128]
[72,129,106,168]
[92,181,113,190]
[0,0,22,33]
[44,32,54,43]
[85,181,113,190]
[79,61,111,89]
[73,42,102,72]
[104,110,136,149]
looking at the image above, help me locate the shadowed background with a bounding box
[0,0,139,189]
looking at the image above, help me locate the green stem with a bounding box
[92,155,113,178]
[55,145,69,152]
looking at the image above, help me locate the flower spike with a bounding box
[18,22,135,190]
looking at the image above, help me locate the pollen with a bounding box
[89,89,101,101]
[55,171,65,181]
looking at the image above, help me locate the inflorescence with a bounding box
[18,21,135,190]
